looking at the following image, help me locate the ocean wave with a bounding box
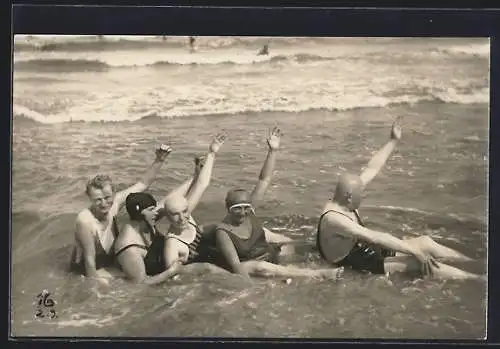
[14,59,110,72]
[13,53,338,72]
[13,88,488,125]
[13,35,320,53]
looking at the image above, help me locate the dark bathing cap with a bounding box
[225,189,252,209]
[333,173,363,210]
[126,192,157,221]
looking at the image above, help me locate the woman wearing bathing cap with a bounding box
[214,126,343,280]
[316,117,482,280]
[113,133,226,284]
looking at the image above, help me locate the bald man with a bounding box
[317,117,482,280]
[113,133,226,284]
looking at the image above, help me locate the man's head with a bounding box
[86,175,114,216]
[163,194,190,229]
[125,192,160,228]
[225,189,255,225]
[333,173,363,211]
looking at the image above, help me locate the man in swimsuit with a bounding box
[214,126,343,280]
[114,133,226,284]
[69,144,172,281]
[161,133,226,275]
[316,116,483,280]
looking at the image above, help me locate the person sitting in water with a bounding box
[316,116,482,280]
[69,145,172,280]
[113,133,226,284]
[214,126,343,280]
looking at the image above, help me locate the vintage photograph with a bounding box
[11,35,488,338]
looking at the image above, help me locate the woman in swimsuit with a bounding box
[214,126,344,280]
[113,133,226,284]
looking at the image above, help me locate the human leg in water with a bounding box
[384,255,484,281]
[240,260,344,280]
[402,235,474,262]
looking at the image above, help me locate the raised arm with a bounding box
[114,144,173,208]
[359,116,402,188]
[158,154,207,207]
[185,133,226,214]
[250,126,283,205]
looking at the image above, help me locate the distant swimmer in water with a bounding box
[316,116,482,280]
[68,144,172,282]
[213,126,343,281]
[257,44,269,56]
[189,36,196,53]
[113,133,227,284]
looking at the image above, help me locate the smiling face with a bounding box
[87,184,114,217]
[164,195,190,229]
[225,189,254,225]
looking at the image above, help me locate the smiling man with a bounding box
[68,144,172,280]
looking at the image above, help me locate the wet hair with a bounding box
[85,174,114,196]
[125,192,157,222]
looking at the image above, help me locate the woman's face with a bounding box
[141,205,161,227]
[228,203,254,224]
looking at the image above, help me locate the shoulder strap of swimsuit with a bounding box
[352,209,365,227]
[115,244,147,257]
[112,216,120,238]
[317,209,355,233]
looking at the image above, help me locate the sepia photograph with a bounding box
[11,34,489,339]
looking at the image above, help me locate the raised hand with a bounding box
[155,144,173,162]
[209,133,226,154]
[193,154,206,175]
[266,126,283,151]
[390,116,403,141]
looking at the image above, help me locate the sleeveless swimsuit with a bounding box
[166,221,217,264]
[114,229,166,276]
[317,209,395,274]
[69,216,119,275]
[216,214,278,263]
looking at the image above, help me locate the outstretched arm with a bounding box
[185,134,226,214]
[250,126,283,206]
[327,214,439,276]
[359,117,402,188]
[114,145,173,208]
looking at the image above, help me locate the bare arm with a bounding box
[359,117,402,187]
[215,229,250,278]
[327,214,421,257]
[186,134,226,213]
[116,247,179,285]
[263,227,293,244]
[158,176,195,207]
[74,218,98,278]
[251,127,282,205]
[114,145,172,208]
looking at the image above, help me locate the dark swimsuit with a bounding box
[216,214,278,264]
[114,228,166,276]
[167,221,217,264]
[317,209,395,275]
[69,217,119,275]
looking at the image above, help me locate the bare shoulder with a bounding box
[75,209,95,230]
[115,223,141,250]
